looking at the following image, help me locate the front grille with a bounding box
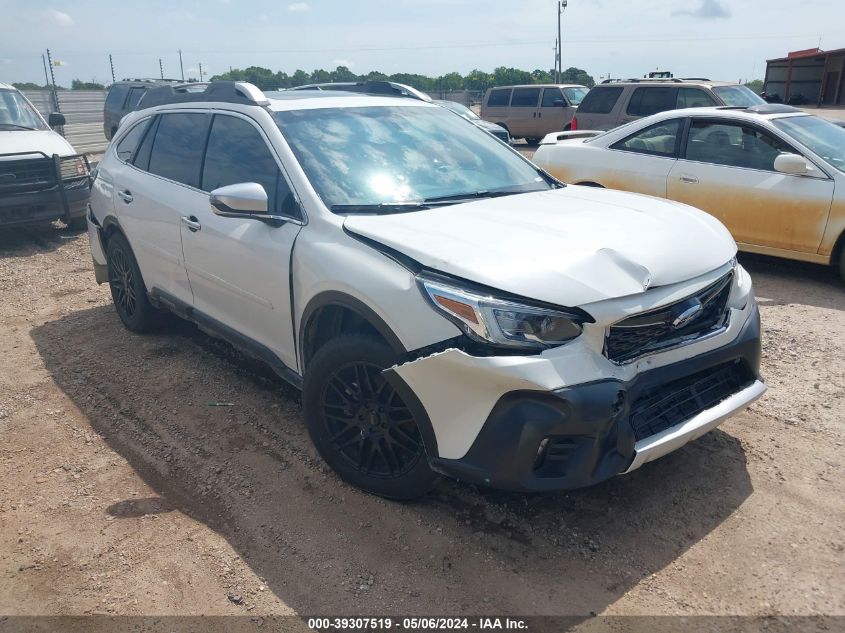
[629,361,754,441]
[0,157,56,194]
[606,272,733,363]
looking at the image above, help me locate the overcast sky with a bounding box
[1,0,843,85]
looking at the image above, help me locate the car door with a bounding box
[537,87,572,135]
[507,87,542,138]
[111,112,204,305]
[602,118,684,196]
[667,118,834,253]
[179,112,303,371]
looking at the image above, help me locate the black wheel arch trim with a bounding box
[298,291,407,368]
[381,366,440,460]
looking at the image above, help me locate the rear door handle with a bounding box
[679,175,699,184]
[117,190,133,203]
[181,215,201,232]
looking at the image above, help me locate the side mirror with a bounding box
[48,112,66,127]
[773,153,813,176]
[553,99,566,107]
[210,182,268,217]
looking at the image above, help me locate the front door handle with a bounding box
[181,215,202,232]
[117,190,133,203]
[679,174,699,184]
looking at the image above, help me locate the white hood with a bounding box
[0,129,77,158]
[344,187,737,307]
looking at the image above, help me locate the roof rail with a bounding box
[138,81,269,109]
[600,77,713,84]
[119,77,185,84]
[289,80,432,102]
[680,77,711,81]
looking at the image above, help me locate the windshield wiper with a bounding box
[422,188,543,204]
[330,202,432,215]
[0,123,38,131]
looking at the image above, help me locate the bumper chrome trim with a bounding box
[624,379,766,473]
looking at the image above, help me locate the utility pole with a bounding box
[42,53,50,87]
[159,58,164,79]
[46,48,61,116]
[198,63,204,82]
[557,1,567,83]
[109,54,116,83]
[178,49,185,81]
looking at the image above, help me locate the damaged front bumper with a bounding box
[384,302,763,492]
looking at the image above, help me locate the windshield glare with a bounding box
[274,105,549,209]
[773,115,845,172]
[0,90,47,130]
[563,87,588,106]
[712,85,766,107]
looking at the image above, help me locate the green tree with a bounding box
[440,72,464,91]
[531,69,554,83]
[12,82,49,90]
[71,79,105,90]
[363,70,389,82]
[331,66,359,82]
[463,69,491,91]
[560,66,595,87]
[291,69,310,86]
[744,79,764,94]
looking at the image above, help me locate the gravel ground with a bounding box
[0,221,843,621]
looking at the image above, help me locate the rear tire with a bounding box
[526,137,542,145]
[106,233,159,333]
[303,334,439,500]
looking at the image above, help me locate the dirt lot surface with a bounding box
[0,222,843,622]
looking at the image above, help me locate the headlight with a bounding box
[59,156,88,179]
[419,276,587,350]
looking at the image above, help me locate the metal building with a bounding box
[763,47,845,106]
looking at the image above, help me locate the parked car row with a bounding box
[88,80,764,499]
[533,103,845,280]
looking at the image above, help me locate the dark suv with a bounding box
[572,79,766,131]
[103,79,184,140]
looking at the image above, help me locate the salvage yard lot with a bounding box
[0,224,843,618]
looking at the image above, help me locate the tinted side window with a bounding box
[612,119,683,157]
[511,88,541,107]
[147,113,209,187]
[105,85,129,109]
[132,116,159,171]
[541,88,564,107]
[685,120,793,171]
[125,87,147,110]
[578,87,623,114]
[115,119,150,163]
[202,115,297,217]
[626,87,679,117]
[676,88,716,109]
[487,89,511,107]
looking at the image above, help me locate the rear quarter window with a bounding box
[105,85,129,108]
[487,89,511,107]
[578,87,623,114]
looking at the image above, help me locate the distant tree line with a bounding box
[209,65,596,92]
[12,79,106,90]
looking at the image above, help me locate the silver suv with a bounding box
[573,78,766,131]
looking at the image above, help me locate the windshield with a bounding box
[563,87,588,106]
[772,115,845,172]
[712,85,765,107]
[273,105,551,211]
[0,89,48,130]
[437,100,479,120]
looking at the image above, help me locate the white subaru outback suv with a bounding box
[87,81,765,499]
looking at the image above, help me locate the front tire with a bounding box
[839,246,845,283]
[303,334,439,500]
[106,233,159,333]
[66,215,87,231]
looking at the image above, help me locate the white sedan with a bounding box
[533,104,845,278]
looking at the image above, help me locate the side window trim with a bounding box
[610,118,685,158]
[113,116,152,164]
[679,117,809,174]
[202,111,305,222]
[131,114,160,172]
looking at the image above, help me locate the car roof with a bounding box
[597,78,738,87]
[490,84,585,90]
[645,104,813,124]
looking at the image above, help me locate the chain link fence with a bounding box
[22,89,108,155]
